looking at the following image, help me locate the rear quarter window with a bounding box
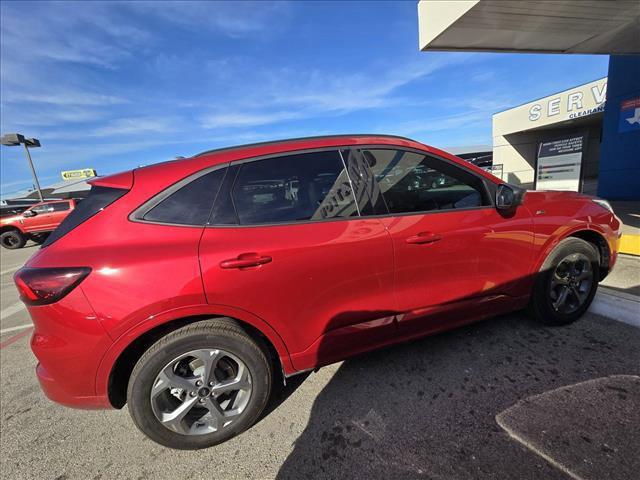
[141,167,227,226]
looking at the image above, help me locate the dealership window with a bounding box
[51,202,71,212]
[231,150,358,225]
[143,167,227,225]
[362,149,490,214]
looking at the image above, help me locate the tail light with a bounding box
[14,267,91,305]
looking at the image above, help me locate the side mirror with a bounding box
[496,184,525,210]
[23,210,37,217]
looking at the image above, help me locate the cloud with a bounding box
[3,90,128,107]
[261,55,472,113]
[1,105,107,127]
[197,54,475,130]
[200,111,302,129]
[391,111,491,136]
[88,117,177,137]
[0,3,149,69]
[127,1,292,38]
[0,2,142,132]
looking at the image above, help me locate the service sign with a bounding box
[536,135,584,192]
[528,81,607,123]
[61,168,97,181]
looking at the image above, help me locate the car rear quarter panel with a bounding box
[28,287,113,408]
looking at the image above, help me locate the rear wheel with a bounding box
[29,232,49,245]
[0,230,26,249]
[528,238,599,325]
[127,318,272,449]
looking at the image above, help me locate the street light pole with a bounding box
[1,133,44,202]
[22,142,44,202]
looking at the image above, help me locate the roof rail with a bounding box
[193,133,419,157]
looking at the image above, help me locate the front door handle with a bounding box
[220,253,272,269]
[405,232,442,245]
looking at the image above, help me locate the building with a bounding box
[598,55,640,200]
[418,0,640,200]
[493,77,606,195]
[418,0,640,55]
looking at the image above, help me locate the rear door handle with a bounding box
[405,232,442,245]
[220,253,272,269]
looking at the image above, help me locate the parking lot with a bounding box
[1,245,639,479]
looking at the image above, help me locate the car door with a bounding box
[359,148,535,337]
[24,204,54,232]
[48,201,71,229]
[199,149,396,370]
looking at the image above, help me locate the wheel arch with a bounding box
[534,227,611,280]
[0,225,24,234]
[567,229,611,280]
[102,308,294,409]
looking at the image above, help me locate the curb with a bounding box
[619,234,639,256]
[589,287,640,328]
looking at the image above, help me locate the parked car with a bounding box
[14,135,620,449]
[1,204,30,218]
[1,199,79,249]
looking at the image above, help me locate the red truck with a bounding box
[0,199,79,249]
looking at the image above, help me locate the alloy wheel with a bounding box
[549,252,593,314]
[150,349,252,436]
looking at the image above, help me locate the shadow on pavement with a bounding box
[276,312,640,479]
[256,370,311,426]
[611,201,640,231]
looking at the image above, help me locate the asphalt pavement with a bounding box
[0,244,37,337]
[1,246,639,479]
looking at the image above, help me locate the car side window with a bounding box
[32,205,50,213]
[143,167,227,225]
[340,149,384,216]
[51,202,70,212]
[231,150,358,225]
[362,149,490,214]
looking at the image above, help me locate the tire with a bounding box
[528,237,599,325]
[0,230,26,249]
[127,318,272,450]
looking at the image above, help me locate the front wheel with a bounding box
[127,318,272,449]
[0,230,26,249]
[528,237,599,325]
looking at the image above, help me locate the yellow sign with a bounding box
[61,169,97,181]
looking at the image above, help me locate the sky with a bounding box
[0,1,610,198]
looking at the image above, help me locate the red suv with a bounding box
[1,199,78,249]
[15,135,620,449]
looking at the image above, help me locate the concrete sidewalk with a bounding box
[591,254,640,328]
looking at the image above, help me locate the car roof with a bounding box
[132,134,499,189]
[193,134,419,157]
